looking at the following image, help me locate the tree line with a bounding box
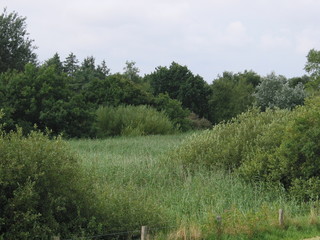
[1,8,319,138]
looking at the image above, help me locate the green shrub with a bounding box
[168,96,320,200]
[153,93,192,131]
[247,96,320,200]
[96,105,175,137]
[169,107,292,171]
[0,129,100,239]
[188,112,212,130]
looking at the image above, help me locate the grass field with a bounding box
[67,133,320,239]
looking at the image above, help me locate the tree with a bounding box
[178,74,211,119]
[304,49,320,91]
[305,49,320,79]
[147,62,192,99]
[123,60,140,83]
[84,73,152,107]
[146,62,211,118]
[209,71,258,124]
[0,63,94,137]
[97,60,110,78]
[254,72,306,111]
[0,8,37,73]
[70,56,98,92]
[288,75,310,88]
[45,53,64,73]
[63,52,79,77]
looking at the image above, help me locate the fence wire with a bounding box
[63,226,175,240]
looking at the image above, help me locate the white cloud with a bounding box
[295,28,320,55]
[260,34,292,49]
[218,21,252,47]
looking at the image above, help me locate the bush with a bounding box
[168,96,320,200]
[96,105,175,137]
[0,129,99,239]
[169,107,292,171]
[188,112,212,130]
[255,96,320,200]
[153,93,192,131]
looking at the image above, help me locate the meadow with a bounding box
[67,132,320,240]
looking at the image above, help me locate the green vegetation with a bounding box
[0,129,97,239]
[2,114,320,239]
[66,133,320,240]
[254,72,306,110]
[1,8,317,138]
[96,105,175,137]
[169,96,320,201]
[209,71,260,124]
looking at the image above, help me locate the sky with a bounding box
[2,0,320,83]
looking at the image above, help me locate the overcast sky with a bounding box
[2,0,320,82]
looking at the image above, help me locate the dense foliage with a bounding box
[0,63,94,137]
[0,129,96,239]
[169,95,320,200]
[1,8,316,138]
[96,105,175,137]
[254,72,306,110]
[145,62,211,119]
[152,93,192,131]
[0,8,37,73]
[209,71,259,123]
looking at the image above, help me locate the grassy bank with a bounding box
[67,133,320,239]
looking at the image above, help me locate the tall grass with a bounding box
[67,133,318,239]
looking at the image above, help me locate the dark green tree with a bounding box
[178,74,211,119]
[0,63,94,137]
[146,62,211,118]
[148,62,192,99]
[84,73,152,107]
[70,56,97,92]
[97,60,110,79]
[44,53,64,73]
[63,52,79,77]
[0,8,37,73]
[288,75,310,88]
[209,71,259,123]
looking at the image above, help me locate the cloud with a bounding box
[295,28,320,55]
[218,21,252,47]
[260,34,292,49]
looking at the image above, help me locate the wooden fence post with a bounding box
[279,209,284,227]
[141,225,149,240]
[216,215,222,240]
